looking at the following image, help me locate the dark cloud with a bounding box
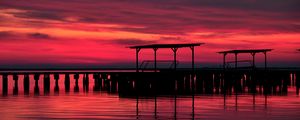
[93,38,157,45]
[12,10,64,21]
[1,0,299,35]
[0,31,52,40]
[110,39,157,45]
[79,17,99,23]
[195,32,235,39]
[160,36,182,41]
[171,0,300,13]
[0,31,21,40]
[28,33,51,39]
[0,31,15,37]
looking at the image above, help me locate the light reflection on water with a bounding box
[0,74,300,119]
[1,94,300,120]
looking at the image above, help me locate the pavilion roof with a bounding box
[129,43,204,49]
[218,49,273,54]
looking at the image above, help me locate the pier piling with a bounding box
[24,74,30,95]
[13,74,19,95]
[44,74,50,95]
[54,73,59,93]
[34,74,40,95]
[65,74,70,92]
[74,73,79,92]
[2,74,8,96]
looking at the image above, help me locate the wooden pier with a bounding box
[0,68,299,96]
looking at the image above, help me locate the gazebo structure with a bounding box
[129,43,204,72]
[218,49,273,69]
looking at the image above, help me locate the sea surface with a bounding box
[0,73,300,120]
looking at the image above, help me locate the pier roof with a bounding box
[218,49,273,54]
[129,43,204,49]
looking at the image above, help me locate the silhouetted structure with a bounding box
[74,73,79,92]
[13,74,18,95]
[83,73,89,92]
[65,73,70,92]
[44,73,50,95]
[2,74,8,96]
[129,43,204,72]
[93,73,101,91]
[218,49,272,69]
[24,74,30,95]
[34,74,40,95]
[54,73,59,93]
[297,71,300,95]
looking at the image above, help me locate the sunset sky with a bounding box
[0,0,299,68]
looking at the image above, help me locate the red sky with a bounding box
[0,0,299,68]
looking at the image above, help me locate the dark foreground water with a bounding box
[0,73,300,119]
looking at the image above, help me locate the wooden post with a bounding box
[235,53,238,69]
[153,48,158,72]
[172,48,178,70]
[136,48,141,72]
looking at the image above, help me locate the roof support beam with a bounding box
[153,48,158,72]
[171,48,178,70]
[251,52,256,69]
[235,53,238,69]
[223,53,227,70]
[263,51,267,70]
[136,48,141,72]
[190,46,195,71]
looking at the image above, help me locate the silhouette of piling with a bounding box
[135,77,139,118]
[74,73,79,92]
[196,73,204,94]
[176,74,185,94]
[83,73,89,92]
[93,73,100,91]
[251,70,257,107]
[2,74,8,96]
[281,72,289,94]
[103,74,111,91]
[204,72,214,94]
[24,74,30,95]
[234,72,242,94]
[262,71,270,108]
[118,74,136,97]
[13,74,19,95]
[296,71,300,95]
[65,73,70,92]
[214,73,221,94]
[110,74,117,93]
[44,73,50,95]
[184,74,191,94]
[54,73,59,93]
[86,73,89,92]
[174,77,177,120]
[34,74,40,95]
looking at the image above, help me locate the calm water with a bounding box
[0,74,300,120]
